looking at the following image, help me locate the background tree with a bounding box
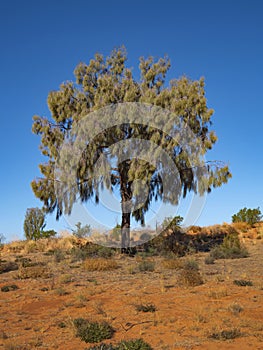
[232,207,262,225]
[162,215,184,232]
[23,207,56,240]
[72,222,91,239]
[31,46,231,250]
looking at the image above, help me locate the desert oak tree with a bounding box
[31,47,231,249]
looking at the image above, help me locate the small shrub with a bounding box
[0,261,19,274]
[53,249,65,262]
[73,318,114,343]
[85,339,152,350]
[178,269,204,287]
[116,339,153,350]
[16,266,50,279]
[138,260,155,272]
[183,259,199,270]
[55,287,69,296]
[135,303,156,313]
[1,284,19,292]
[83,258,118,271]
[210,233,248,259]
[161,259,184,270]
[209,328,241,340]
[59,274,72,284]
[204,256,215,265]
[228,302,244,315]
[58,322,66,328]
[233,279,253,287]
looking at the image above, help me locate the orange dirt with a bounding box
[0,239,263,350]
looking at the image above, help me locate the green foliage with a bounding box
[204,255,215,265]
[135,303,156,312]
[232,207,262,225]
[210,232,248,259]
[72,222,91,238]
[183,258,199,271]
[32,46,231,246]
[23,208,56,240]
[233,279,253,286]
[162,215,183,232]
[71,244,113,262]
[209,328,241,340]
[85,339,152,350]
[138,260,155,272]
[73,318,114,343]
[1,284,19,292]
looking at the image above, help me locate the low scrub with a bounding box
[138,260,155,272]
[135,303,156,313]
[1,284,19,292]
[85,339,152,350]
[73,318,114,343]
[210,233,248,259]
[178,269,204,287]
[83,258,118,271]
[233,279,253,287]
[209,328,241,340]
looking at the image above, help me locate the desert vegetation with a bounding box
[1,221,263,349]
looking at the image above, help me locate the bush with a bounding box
[83,258,118,271]
[210,233,248,259]
[135,303,156,313]
[138,260,155,272]
[183,259,199,270]
[233,279,253,287]
[71,244,114,262]
[85,339,152,350]
[232,207,262,225]
[204,256,215,265]
[209,328,241,340]
[178,269,204,287]
[1,284,19,292]
[73,318,114,343]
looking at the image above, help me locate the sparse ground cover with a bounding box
[0,225,263,350]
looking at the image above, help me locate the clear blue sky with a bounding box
[0,0,262,241]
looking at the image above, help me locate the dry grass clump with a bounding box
[16,265,51,279]
[177,269,204,287]
[208,327,242,340]
[161,258,184,269]
[83,258,118,271]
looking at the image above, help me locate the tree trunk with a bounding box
[119,161,132,253]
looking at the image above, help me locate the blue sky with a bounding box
[0,0,262,241]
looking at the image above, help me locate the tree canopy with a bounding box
[31,46,231,249]
[24,207,56,240]
[232,207,262,225]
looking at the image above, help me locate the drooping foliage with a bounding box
[32,46,231,248]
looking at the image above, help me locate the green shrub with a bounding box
[183,259,199,270]
[210,233,248,259]
[135,303,156,313]
[138,260,155,272]
[85,339,152,350]
[73,318,114,343]
[116,339,153,350]
[1,284,19,292]
[209,328,241,340]
[233,279,253,287]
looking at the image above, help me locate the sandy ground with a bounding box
[0,239,263,350]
